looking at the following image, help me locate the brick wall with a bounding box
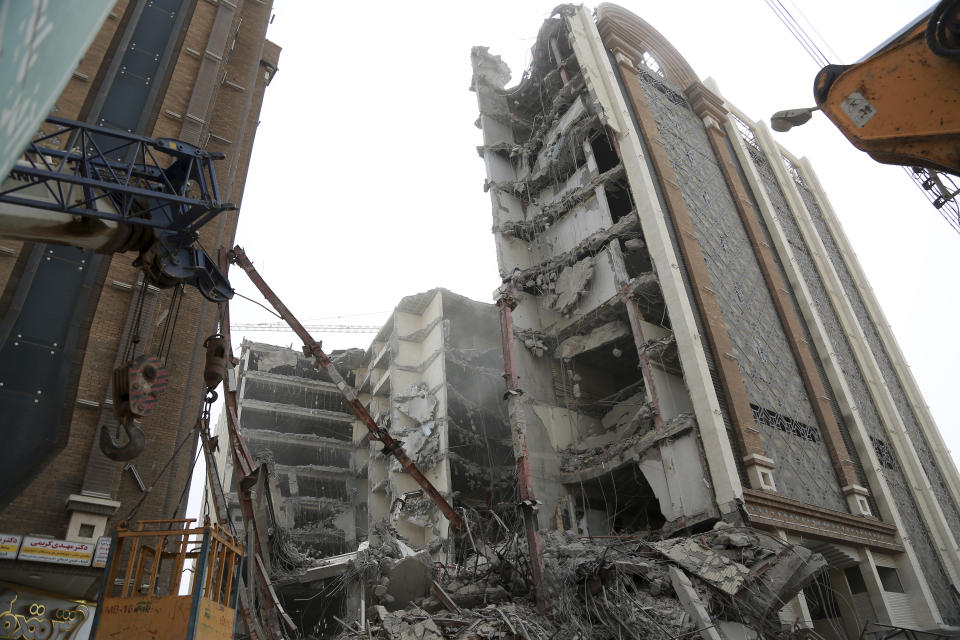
[0,0,278,539]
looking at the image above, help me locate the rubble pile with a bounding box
[333,519,826,640]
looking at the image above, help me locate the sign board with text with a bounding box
[18,536,93,566]
[91,536,111,569]
[0,534,21,559]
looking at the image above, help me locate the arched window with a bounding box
[641,51,664,78]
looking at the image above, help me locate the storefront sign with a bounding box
[0,591,92,640]
[90,538,110,569]
[0,537,20,560]
[17,538,92,567]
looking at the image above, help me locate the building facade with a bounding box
[472,4,960,634]
[205,291,513,633]
[0,0,279,624]
[210,340,362,559]
[355,288,513,547]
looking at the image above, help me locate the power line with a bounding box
[231,322,381,334]
[764,0,832,67]
[784,0,844,63]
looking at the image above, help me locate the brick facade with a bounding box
[0,0,279,598]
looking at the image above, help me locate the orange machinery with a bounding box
[90,519,241,640]
[810,0,960,176]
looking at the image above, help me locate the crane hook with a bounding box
[99,418,146,461]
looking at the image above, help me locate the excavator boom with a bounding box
[812,1,960,176]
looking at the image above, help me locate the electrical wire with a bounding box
[123,394,208,523]
[764,0,831,67]
[171,448,202,520]
[233,291,283,319]
[784,0,844,63]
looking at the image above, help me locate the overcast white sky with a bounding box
[189,1,958,520]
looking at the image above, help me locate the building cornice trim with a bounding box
[744,489,901,551]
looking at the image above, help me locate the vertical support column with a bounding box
[187,527,212,640]
[584,138,665,431]
[857,548,895,625]
[685,81,863,505]
[773,529,814,629]
[614,56,774,492]
[496,281,549,616]
[826,567,862,639]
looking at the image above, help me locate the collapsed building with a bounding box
[354,289,514,547]
[208,8,960,636]
[208,291,516,636]
[466,2,960,635]
[219,292,837,639]
[208,340,365,634]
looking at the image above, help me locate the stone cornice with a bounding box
[744,489,902,551]
[685,81,728,125]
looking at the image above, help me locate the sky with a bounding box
[187,0,958,521]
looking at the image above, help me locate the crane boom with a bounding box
[0,116,235,300]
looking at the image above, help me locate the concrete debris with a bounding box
[391,384,444,469]
[560,412,694,476]
[600,390,650,435]
[397,384,439,425]
[558,320,630,360]
[516,328,551,358]
[395,492,440,529]
[668,566,723,640]
[469,46,512,91]
[550,257,594,316]
[377,607,444,640]
[475,141,524,159]
[335,521,826,640]
[624,272,661,306]
[641,334,680,372]
[330,348,366,372]
[654,537,752,595]
[521,111,597,195]
[521,73,587,165]
[540,164,625,220]
[495,165,627,241]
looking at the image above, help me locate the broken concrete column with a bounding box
[669,566,724,640]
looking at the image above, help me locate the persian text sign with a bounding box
[18,538,93,566]
[0,599,91,640]
[91,537,110,569]
[0,535,21,560]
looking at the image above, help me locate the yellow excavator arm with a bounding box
[812,0,960,176]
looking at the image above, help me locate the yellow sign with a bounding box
[97,596,236,640]
[17,539,92,567]
[0,536,20,560]
[0,595,89,640]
